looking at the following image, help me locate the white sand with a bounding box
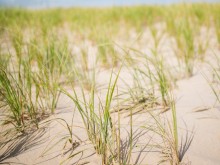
[1,26,220,165]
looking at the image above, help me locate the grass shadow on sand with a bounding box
[0,127,48,163]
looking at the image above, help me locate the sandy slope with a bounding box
[0,27,220,165]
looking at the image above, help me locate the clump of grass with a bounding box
[30,35,70,113]
[80,47,89,72]
[165,9,196,78]
[131,68,156,104]
[63,68,134,164]
[131,48,173,109]
[97,37,118,68]
[0,30,41,133]
[143,93,193,164]
[197,36,209,62]
[175,18,195,77]
[72,47,94,91]
[146,53,172,107]
[115,49,173,118]
[0,69,39,133]
[149,23,164,53]
[0,29,72,133]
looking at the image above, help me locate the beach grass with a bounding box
[0,3,219,164]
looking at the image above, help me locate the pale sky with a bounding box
[0,0,219,8]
